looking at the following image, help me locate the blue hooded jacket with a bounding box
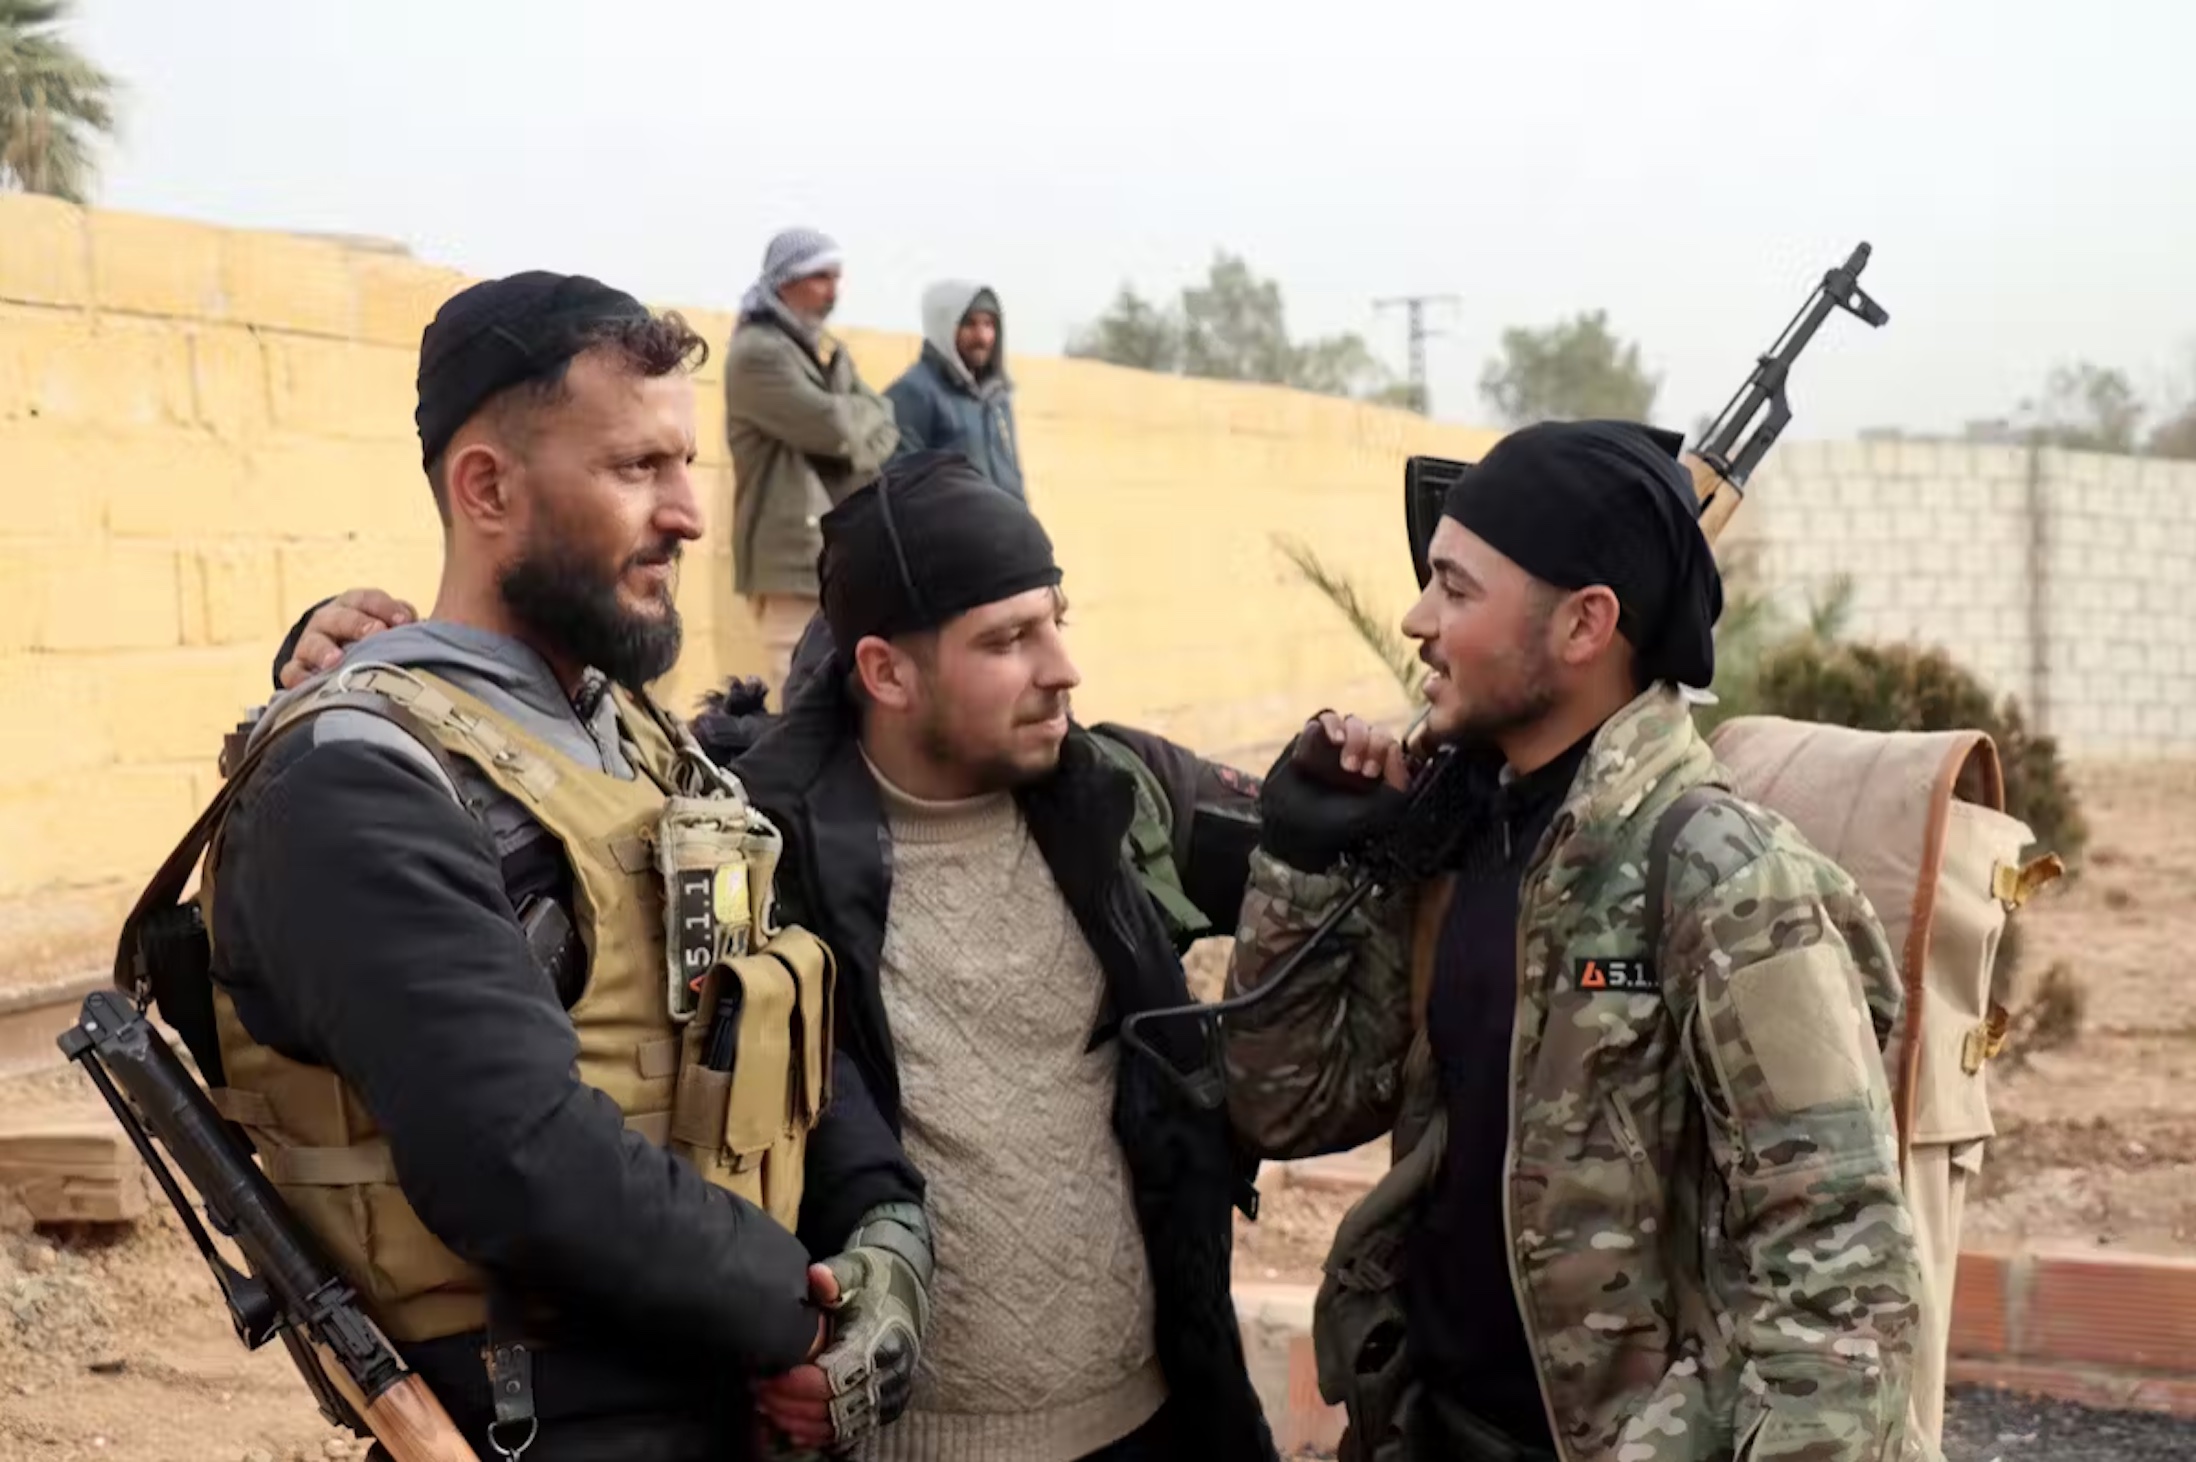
[882,280,1025,501]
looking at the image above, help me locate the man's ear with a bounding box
[852,635,919,711]
[1557,586,1625,667]
[444,439,515,536]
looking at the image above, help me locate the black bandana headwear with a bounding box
[819,450,1062,646]
[414,271,652,467]
[1439,420,1724,687]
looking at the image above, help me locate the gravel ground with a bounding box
[1286,1387,2196,1462]
[1942,1385,2196,1462]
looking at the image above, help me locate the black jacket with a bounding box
[231,629,922,1460]
[731,672,1278,1461]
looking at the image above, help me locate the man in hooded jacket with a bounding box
[882,281,1024,501]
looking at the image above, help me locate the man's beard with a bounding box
[500,533,684,693]
[913,692,1070,794]
[1423,635,1560,751]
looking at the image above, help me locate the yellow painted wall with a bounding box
[0,193,1498,973]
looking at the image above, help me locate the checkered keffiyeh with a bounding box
[740,227,843,322]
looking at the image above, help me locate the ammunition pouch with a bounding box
[1314,1107,1445,1462]
[668,928,835,1229]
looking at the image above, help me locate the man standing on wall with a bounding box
[882,281,1025,502]
[726,227,900,697]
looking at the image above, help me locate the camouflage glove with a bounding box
[815,1202,932,1449]
[1258,719,1412,874]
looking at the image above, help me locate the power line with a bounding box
[1375,294,1461,414]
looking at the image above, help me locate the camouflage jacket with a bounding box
[1224,686,1931,1462]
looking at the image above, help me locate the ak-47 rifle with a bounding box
[1122,242,1891,1114]
[58,990,477,1462]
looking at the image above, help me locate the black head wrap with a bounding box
[818,450,1062,646]
[415,270,651,467]
[1438,419,1723,687]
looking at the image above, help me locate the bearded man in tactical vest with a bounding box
[193,272,931,1461]
[1222,420,1932,1462]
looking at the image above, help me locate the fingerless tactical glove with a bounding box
[815,1202,933,1450]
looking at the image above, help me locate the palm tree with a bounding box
[0,0,118,205]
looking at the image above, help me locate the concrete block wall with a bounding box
[0,194,1490,972]
[1735,438,2196,758]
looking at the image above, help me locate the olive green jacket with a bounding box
[1224,687,1934,1462]
[726,317,899,599]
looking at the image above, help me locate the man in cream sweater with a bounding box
[732,451,1276,1462]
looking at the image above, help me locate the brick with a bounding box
[351,253,467,349]
[266,335,416,440]
[87,210,226,318]
[0,193,87,307]
[187,326,272,439]
[221,231,357,337]
[27,541,182,652]
[0,425,103,536]
[1949,1250,2011,1357]
[180,545,285,646]
[98,646,268,763]
[2027,1252,2196,1372]
[2,307,195,429]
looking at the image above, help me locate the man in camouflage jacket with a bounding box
[1223,421,1930,1462]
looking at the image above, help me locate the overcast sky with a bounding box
[70,0,2196,440]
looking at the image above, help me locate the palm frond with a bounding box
[1272,534,1425,696]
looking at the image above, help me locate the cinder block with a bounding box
[0,425,102,536]
[0,655,113,786]
[1826,439,1868,475]
[2062,452,2106,488]
[244,435,440,542]
[222,231,358,337]
[1898,439,1946,479]
[102,647,268,763]
[181,545,286,647]
[33,541,184,652]
[95,431,254,538]
[87,210,226,318]
[5,308,195,429]
[267,336,417,440]
[0,193,87,308]
[352,253,467,349]
[187,326,272,439]
[276,539,442,623]
[0,766,202,893]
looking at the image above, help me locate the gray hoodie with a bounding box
[882,281,1025,500]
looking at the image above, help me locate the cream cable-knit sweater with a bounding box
[860,761,1164,1462]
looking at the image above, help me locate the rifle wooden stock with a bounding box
[1682,452,1743,547]
[317,1347,477,1462]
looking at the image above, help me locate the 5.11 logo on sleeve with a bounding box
[1574,957,1658,993]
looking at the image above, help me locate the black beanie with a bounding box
[819,450,1061,646]
[1439,419,1724,687]
[414,271,651,467]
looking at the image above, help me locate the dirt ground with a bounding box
[4,765,2194,1459]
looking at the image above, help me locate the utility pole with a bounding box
[1375,293,1461,415]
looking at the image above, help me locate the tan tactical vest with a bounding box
[190,663,834,1344]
